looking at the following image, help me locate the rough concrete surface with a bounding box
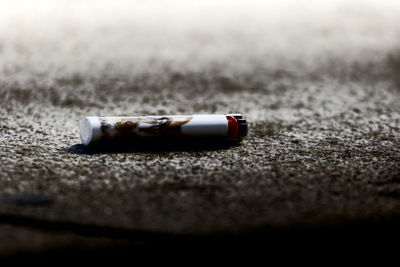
[1,0,400,260]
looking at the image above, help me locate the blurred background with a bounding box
[1,0,400,261]
[1,0,399,115]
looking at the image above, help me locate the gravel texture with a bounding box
[1,0,400,258]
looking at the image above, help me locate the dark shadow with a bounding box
[1,213,400,263]
[68,140,239,155]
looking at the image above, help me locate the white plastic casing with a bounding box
[79,115,230,146]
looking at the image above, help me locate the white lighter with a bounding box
[80,114,247,146]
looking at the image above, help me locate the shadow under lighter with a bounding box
[79,114,247,146]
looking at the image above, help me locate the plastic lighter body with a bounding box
[80,114,247,146]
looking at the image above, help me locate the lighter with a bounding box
[80,114,247,146]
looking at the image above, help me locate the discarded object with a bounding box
[80,114,247,146]
[4,194,52,206]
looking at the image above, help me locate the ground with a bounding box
[1,0,400,261]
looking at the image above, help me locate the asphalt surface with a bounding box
[1,0,400,261]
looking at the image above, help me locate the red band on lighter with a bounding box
[227,116,239,140]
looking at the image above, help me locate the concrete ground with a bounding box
[1,0,400,261]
